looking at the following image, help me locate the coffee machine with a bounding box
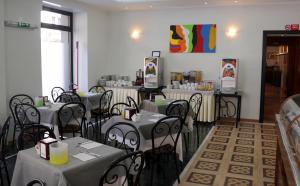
[144,57,163,88]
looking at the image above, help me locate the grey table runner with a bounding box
[11,137,125,186]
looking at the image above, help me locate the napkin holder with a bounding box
[124,107,136,120]
[40,138,58,160]
[49,142,69,165]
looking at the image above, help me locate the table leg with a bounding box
[236,96,241,128]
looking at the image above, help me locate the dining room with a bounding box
[1,0,300,186]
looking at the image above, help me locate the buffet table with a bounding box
[105,86,140,107]
[162,89,215,122]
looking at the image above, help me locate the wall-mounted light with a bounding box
[226,26,239,38]
[131,28,141,40]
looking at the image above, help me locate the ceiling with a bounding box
[74,0,300,11]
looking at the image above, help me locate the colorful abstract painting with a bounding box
[170,24,216,53]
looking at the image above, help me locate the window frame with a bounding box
[41,6,74,85]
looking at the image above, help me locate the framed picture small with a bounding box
[152,51,161,57]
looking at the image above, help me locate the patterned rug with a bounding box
[179,122,277,186]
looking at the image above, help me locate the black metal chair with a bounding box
[91,90,113,141]
[55,91,81,103]
[110,103,130,117]
[26,179,46,186]
[14,103,53,130]
[9,94,34,145]
[17,125,56,151]
[150,116,183,184]
[127,96,139,113]
[51,87,65,102]
[14,103,41,127]
[166,100,189,122]
[99,151,144,186]
[189,93,203,146]
[57,102,87,140]
[0,117,11,186]
[104,122,140,154]
[89,85,106,94]
[166,99,190,154]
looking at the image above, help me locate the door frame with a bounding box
[259,30,300,123]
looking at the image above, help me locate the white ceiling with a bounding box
[74,0,300,11]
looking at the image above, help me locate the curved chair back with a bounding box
[9,94,34,124]
[189,93,203,121]
[151,116,182,153]
[99,151,144,186]
[0,116,10,156]
[104,122,140,154]
[98,90,113,115]
[15,103,41,128]
[110,103,130,116]
[55,91,81,103]
[57,102,86,140]
[17,125,56,151]
[166,100,189,123]
[51,87,65,102]
[127,96,139,113]
[26,179,46,186]
[89,85,106,94]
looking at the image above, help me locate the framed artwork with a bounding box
[170,24,216,53]
[152,51,161,57]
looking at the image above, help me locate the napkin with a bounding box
[73,153,96,161]
[80,142,102,149]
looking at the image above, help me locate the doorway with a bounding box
[260,31,300,123]
[41,6,73,99]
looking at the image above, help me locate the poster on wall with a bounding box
[221,58,238,93]
[169,24,216,53]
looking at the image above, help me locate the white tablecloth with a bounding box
[162,89,215,122]
[105,87,139,107]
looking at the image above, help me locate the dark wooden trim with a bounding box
[40,23,72,32]
[259,30,300,123]
[42,6,72,17]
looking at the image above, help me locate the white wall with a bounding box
[4,0,43,99]
[74,12,88,92]
[0,0,7,123]
[107,4,300,120]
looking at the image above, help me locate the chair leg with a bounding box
[99,115,102,142]
[0,165,4,186]
[150,157,155,186]
[174,152,180,184]
[3,159,10,184]
[183,133,188,154]
[12,124,17,146]
[196,123,200,147]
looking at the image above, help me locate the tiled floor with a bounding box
[179,122,277,186]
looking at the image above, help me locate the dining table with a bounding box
[102,110,183,161]
[11,137,125,186]
[140,99,195,131]
[38,92,102,138]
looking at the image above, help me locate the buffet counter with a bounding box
[104,86,215,123]
[105,86,140,107]
[162,89,215,122]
